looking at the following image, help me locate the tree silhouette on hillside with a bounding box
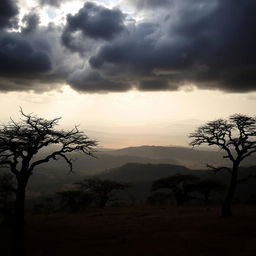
[151,174,199,206]
[187,179,225,205]
[190,114,256,217]
[58,190,94,211]
[77,178,129,208]
[0,109,97,256]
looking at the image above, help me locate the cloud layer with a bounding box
[0,0,256,93]
[0,0,18,29]
[62,2,125,53]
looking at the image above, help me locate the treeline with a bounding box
[2,166,256,222]
[0,173,225,222]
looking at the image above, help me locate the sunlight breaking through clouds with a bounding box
[0,0,255,93]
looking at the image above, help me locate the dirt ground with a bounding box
[2,205,256,256]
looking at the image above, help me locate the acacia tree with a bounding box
[187,179,225,206]
[77,178,129,208]
[151,174,199,206]
[189,114,256,217]
[0,110,97,256]
[57,190,94,211]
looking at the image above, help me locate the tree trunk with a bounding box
[221,164,238,217]
[11,181,26,256]
[204,192,210,206]
[99,195,108,208]
[175,192,184,206]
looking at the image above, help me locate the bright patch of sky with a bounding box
[1,87,256,148]
[46,8,57,19]
[18,0,135,27]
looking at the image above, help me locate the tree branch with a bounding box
[206,164,232,174]
[0,110,97,178]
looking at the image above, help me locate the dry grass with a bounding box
[2,205,256,256]
[23,205,256,256]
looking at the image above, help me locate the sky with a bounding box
[0,0,256,148]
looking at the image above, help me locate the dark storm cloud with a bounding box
[0,0,18,29]
[0,25,72,92]
[88,21,197,91]
[139,79,172,91]
[61,2,125,53]
[0,31,51,74]
[39,0,62,7]
[129,0,172,9]
[21,13,40,34]
[87,0,256,92]
[39,0,77,7]
[1,0,256,93]
[68,70,130,92]
[170,0,256,92]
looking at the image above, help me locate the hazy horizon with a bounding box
[0,0,256,148]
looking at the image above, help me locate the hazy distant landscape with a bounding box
[21,145,256,203]
[26,145,225,196]
[1,0,256,255]
[2,128,256,256]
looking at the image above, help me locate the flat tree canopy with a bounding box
[151,174,199,206]
[189,114,256,216]
[0,109,97,256]
[77,178,129,208]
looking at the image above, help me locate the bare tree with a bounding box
[77,178,129,208]
[0,109,97,256]
[189,114,256,217]
[57,190,94,211]
[147,191,171,206]
[187,179,225,206]
[151,174,199,206]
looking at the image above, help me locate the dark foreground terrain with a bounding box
[2,205,256,256]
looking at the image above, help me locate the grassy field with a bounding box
[2,205,256,256]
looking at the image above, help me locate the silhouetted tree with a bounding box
[77,178,129,208]
[190,114,256,216]
[58,190,94,211]
[147,191,171,205]
[151,174,199,206]
[187,179,225,205]
[44,196,54,212]
[0,109,97,256]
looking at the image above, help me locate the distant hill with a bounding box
[3,145,256,199]
[103,146,226,169]
[98,162,256,184]
[103,145,256,169]
[73,151,179,174]
[96,163,256,202]
[99,163,198,182]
